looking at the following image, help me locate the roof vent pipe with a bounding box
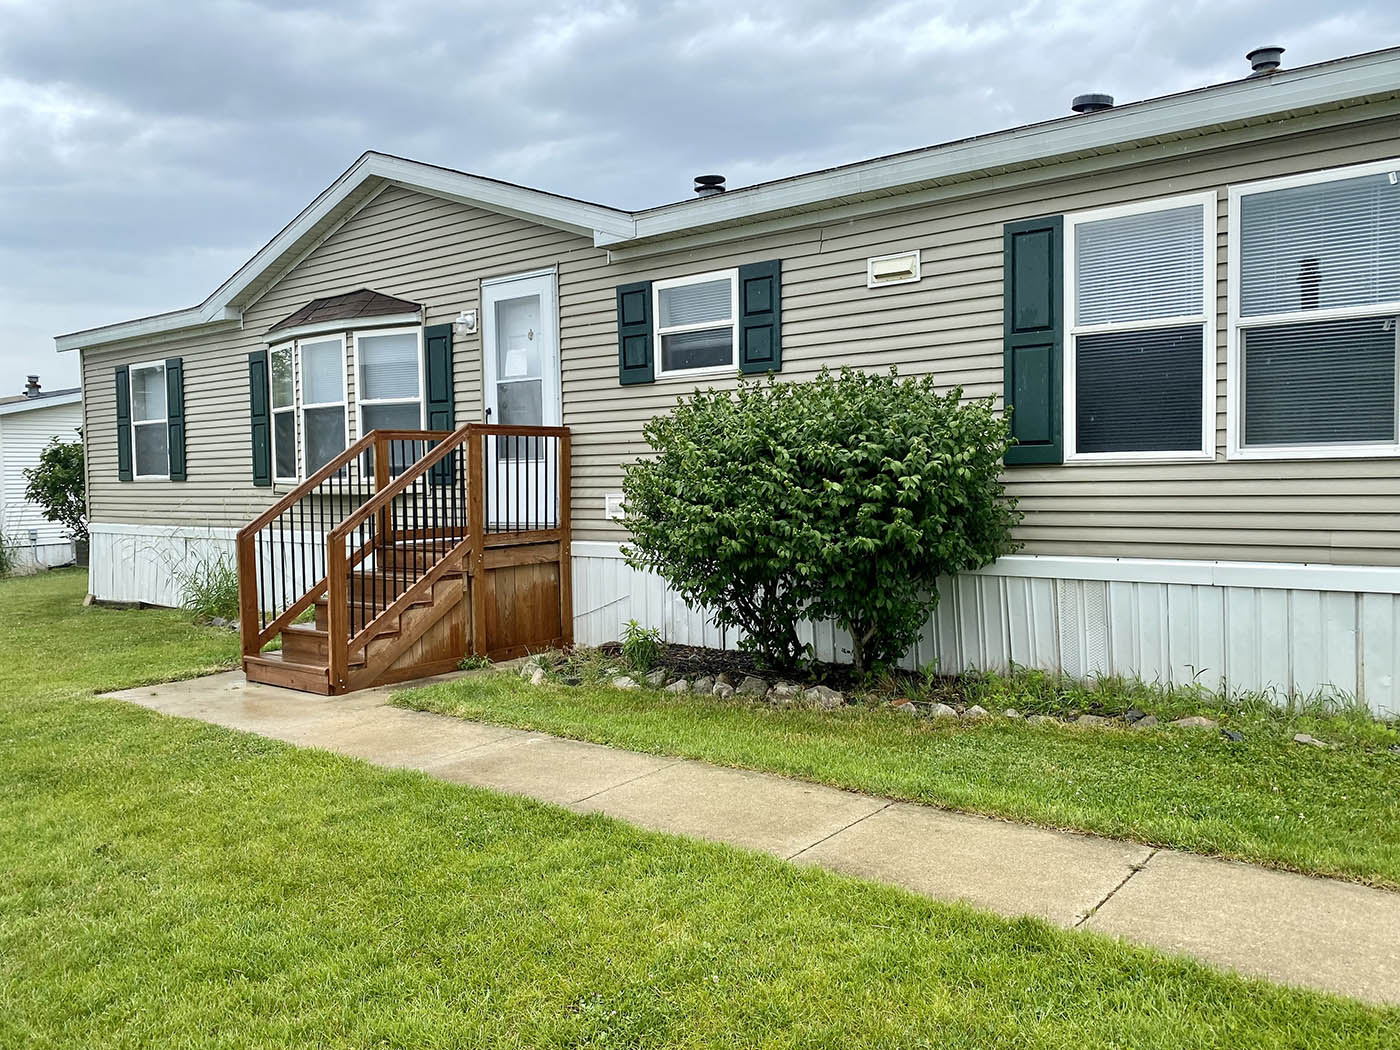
[1071,93,1114,114]
[24,375,40,398]
[1247,45,1285,75]
[694,174,726,197]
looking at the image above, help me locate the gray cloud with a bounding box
[1,0,1396,392]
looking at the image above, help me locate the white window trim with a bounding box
[1226,155,1400,461]
[296,332,349,478]
[128,359,170,481]
[652,267,740,379]
[1063,192,1218,464]
[353,326,426,437]
[268,342,298,485]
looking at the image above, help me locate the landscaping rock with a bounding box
[715,672,734,689]
[644,669,668,687]
[1123,708,1148,724]
[767,682,805,705]
[1026,714,1058,726]
[891,699,919,716]
[929,702,957,719]
[1171,715,1218,729]
[610,675,640,690]
[1220,728,1244,742]
[663,679,690,694]
[1002,708,1023,720]
[692,675,715,696]
[1293,733,1330,749]
[528,666,548,687]
[713,682,735,699]
[736,675,769,697]
[964,705,990,720]
[1130,714,1160,729]
[1075,714,1112,727]
[210,616,229,628]
[805,685,844,711]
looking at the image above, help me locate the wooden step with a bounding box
[281,623,329,664]
[244,651,332,694]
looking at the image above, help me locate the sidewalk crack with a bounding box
[1075,848,1158,928]
[568,758,687,806]
[786,802,894,861]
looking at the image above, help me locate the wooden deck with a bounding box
[235,425,572,694]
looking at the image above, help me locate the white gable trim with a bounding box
[0,389,82,417]
[55,152,634,353]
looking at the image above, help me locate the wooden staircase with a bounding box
[236,425,571,695]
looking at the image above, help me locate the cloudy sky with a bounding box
[2,0,1397,392]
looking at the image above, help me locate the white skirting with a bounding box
[572,542,1400,718]
[88,522,1400,717]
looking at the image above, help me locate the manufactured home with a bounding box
[0,377,83,569]
[55,46,1400,714]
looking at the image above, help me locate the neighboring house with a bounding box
[53,46,1400,713]
[0,376,83,569]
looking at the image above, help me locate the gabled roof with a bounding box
[267,288,422,334]
[54,45,1400,353]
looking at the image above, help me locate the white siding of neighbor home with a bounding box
[79,101,1400,569]
[1,399,83,567]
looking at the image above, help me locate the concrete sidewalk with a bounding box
[105,670,1400,1006]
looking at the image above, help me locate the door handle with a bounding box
[485,407,493,420]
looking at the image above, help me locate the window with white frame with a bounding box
[1065,194,1215,459]
[654,269,739,375]
[298,335,348,475]
[1232,159,1400,456]
[356,327,424,473]
[129,361,170,478]
[269,343,297,482]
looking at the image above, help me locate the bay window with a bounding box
[298,335,348,474]
[1064,194,1215,459]
[269,343,297,483]
[355,327,424,472]
[1230,158,1400,457]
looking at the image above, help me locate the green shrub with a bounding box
[174,552,241,622]
[23,434,86,543]
[622,368,1019,673]
[620,619,663,672]
[0,533,18,578]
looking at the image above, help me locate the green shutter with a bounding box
[738,259,782,374]
[423,324,454,429]
[248,350,272,487]
[114,366,133,482]
[165,357,187,481]
[423,323,455,485]
[617,281,654,384]
[1002,215,1064,465]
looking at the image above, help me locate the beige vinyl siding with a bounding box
[557,104,1400,565]
[82,184,595,529]
[82,99,1400,565]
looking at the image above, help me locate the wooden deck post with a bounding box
[236,531,259,659]
[326,528,349,693]
[558,429,573,647]
[467,426,488,656]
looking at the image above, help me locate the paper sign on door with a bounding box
[503,348,529,377]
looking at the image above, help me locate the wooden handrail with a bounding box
[235,428,451,541]
[328,424,473,545]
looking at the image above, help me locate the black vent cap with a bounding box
[1071,93,1115,114]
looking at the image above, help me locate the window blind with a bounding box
[1243,315,1397,446]
[359,332,420,400]
[301,339,344,405]
[1075,204,1205,325]
[1240,171,1400,317]
[1076,326,1204,452]
[658,278,732,328]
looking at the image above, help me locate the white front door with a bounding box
[481,270,561,530]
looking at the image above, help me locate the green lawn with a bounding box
[396,669,1400,888]
[3,571,1398,1047]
